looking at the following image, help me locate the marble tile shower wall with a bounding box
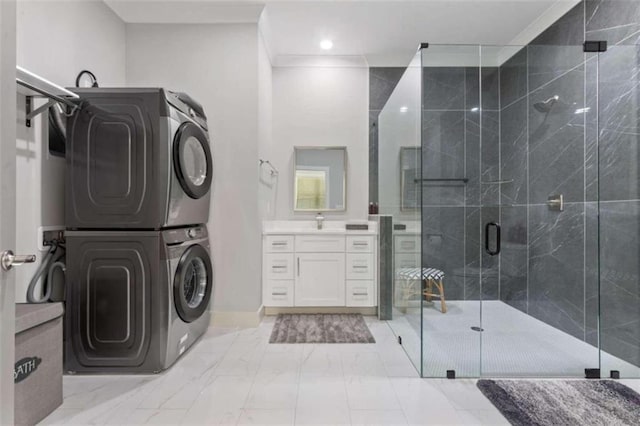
[421,66,500,301]
[587,0,640,367]
[371,0,640,368]
[498,3,589,347]
[497,0,640,367]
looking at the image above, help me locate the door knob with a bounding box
[1,250,36,271]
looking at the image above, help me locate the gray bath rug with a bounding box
[477,379,640,426]
[269,314,376,344]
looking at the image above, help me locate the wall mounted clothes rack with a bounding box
[16,66,79,127]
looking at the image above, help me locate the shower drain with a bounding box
[471,326,484,332]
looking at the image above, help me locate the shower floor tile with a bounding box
[387,300,640,378]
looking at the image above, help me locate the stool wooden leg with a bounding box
[400,279,410,313]
[438,279,447,313]
[425,279,433,302]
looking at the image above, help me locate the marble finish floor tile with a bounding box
[349,409,408,426]
[42,316,640,425]
[237,409,296,425]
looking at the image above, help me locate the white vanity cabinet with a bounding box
[344,235,376,307]
[393,231,421,308]
[262,236,295,307]
[262,229,377,308]
[296,252,346,306]
[394,233,421,269]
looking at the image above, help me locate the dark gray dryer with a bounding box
[66,88,213,229]
[64,226,212,373]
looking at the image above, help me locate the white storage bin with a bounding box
[14,303,64,426]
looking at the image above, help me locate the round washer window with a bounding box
[181,136,208,187]
[174,244,213,323]
[173,122,213,199]
[183,257,207,308]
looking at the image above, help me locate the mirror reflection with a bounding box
[400,146,420,211]
[294,147,346,211]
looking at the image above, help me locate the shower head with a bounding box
[533,96,560,113]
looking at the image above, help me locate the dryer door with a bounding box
[174,244,213,323]
[173,122,213,199]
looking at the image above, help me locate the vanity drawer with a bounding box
[264,254,295,279]
[395,235,420,253]
[346,253,374,280]
[264,280,294,306]
[395,253,420,270]
[346,236,374,253]
[346,280,375,307]
[264,235,294,253]
[295,235,345,253]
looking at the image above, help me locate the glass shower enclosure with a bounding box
[379,43,640,378]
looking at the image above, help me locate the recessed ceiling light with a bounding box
[320,39,333,50]
[470,107,480,112]
[399,106,409,113]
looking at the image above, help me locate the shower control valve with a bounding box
[547,194,564,212]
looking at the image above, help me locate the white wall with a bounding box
[15,0,125,302]
[126,24,264,321]
[258,29,276,221]
[17,0,125,88]
[271,66,369,220]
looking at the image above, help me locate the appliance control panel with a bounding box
[163,226,208,245]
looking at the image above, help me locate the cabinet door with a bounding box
[264,280,294,307]
[264,253,295,280]
[295,253,346,306]
[295,235,345,253]
[264,235,294,253]
[346,253,375,280]
[346,236,374,253]
[394,235,420,253]
[346,281,375,307]
[395,253,421,269]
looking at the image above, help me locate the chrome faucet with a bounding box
[316,212,325,230]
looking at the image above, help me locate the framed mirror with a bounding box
[294,147,347,211]
[400,146,420,211]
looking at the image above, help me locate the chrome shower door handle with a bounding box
[1,250,36,271]
[484,223,501,256]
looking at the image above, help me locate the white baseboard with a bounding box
[264,306,377,316]
[210,305,265,328]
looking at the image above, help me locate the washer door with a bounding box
[173,122,213,199]
[174,244,213,323]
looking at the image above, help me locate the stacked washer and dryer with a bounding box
[64,89,214,373]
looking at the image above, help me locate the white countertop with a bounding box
[263,220,378,236]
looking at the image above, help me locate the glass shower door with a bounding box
[419,43,602,378]
[479,43,601,377]
[379,50,423,374]
[597,44,640,379]
[420,45,482,378]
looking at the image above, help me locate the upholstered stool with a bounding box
[396,267,447,313]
